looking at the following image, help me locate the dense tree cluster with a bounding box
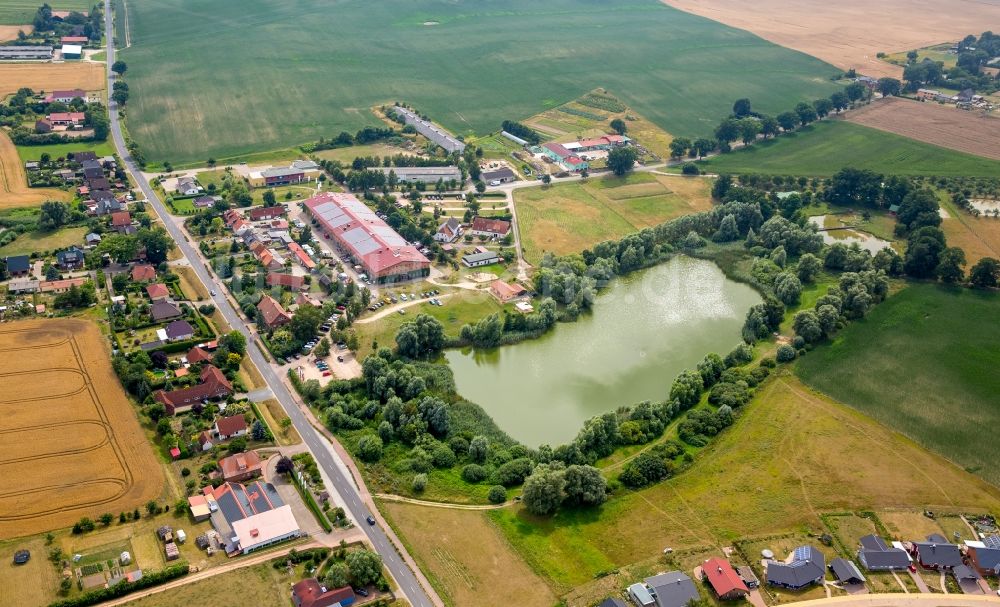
[500,120,541,145]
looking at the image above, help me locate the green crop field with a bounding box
[797,284,1000,485]
[120,0,841,164]
[0,0,92,24]
[702,120,1000,177]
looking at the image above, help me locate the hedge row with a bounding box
[48,562,189,607]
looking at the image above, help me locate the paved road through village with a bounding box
[102,3,438,605]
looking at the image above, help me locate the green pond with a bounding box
[445,256,762,446]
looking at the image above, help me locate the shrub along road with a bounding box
[103,2,440,605]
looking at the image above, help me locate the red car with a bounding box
[322,370,332,377]
[908,564,917,573]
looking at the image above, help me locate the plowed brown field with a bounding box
[660,0,1000,79]
[0,25,31,41]
[845,97,1000,161]
[0,319,163,538]
[0,130,71,207]
[0,61,104,97]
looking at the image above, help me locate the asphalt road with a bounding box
[102,4,435,605]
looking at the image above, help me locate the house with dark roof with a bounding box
[644,571,699,607]
[201,479,299,554]
[829,558,865,585]
[165,319,195,341]
[967,536,1000,577]
[766,546,826,590]
[703,557,748,600]
[154,365,232,415]
[213,414,248,440]
[218,451,264,482]
[257,295,292,330]
[150,301,183,322]
[5,255,31,277]
[952,564,980,583]
[291,578,355,607]
[56,246,85,270]
[736,565,759,589]
[434,217,462,243]
[857,534,910,571]
[912,538,963,570]
[481,167,517,184]
[461,250,500,268]
[193,195,216,208]
[598,599,626,607]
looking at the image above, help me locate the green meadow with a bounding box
[702,120,1000,177]
[797,284,1000,485]
[120,0,840,163]
[0,0,92,24]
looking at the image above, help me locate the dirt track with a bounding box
[660,0,1000,78]
[845,97,1000,160]
[0,130,71,207]
[0,61,105,97]
[0,319,164,538]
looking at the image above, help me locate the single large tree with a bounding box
[111,60,127,76]
[970,257,1000,288]
[606,146,637,177]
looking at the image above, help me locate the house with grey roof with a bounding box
[627,583,655,607]
[952,564,980,582]
[858,534,911,571]
[151,301,183,322]
[644,571,699,607]
[377,165,462,184]
[968,535,1000,577]
[392,105,465,153]
[599,599,627,607]
[766,546,826,590]
[461,250,500,268]
[829,558,865,585]
[434,217,462,243]
[913,538,963,570]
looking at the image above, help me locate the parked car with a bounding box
[365,515,376,525]
[355,588,370,597]
[337,356,344,362]
[322,370,332,377]
[397,309,405,315]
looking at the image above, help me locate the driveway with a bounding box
[908,570,930,593]
[262,453,327,538]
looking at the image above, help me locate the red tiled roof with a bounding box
[218,451,262,481]
[266,273,305,289]
[287,242,315,269]
[470,216,511,235]
[215,414,247,437]
[291,578,355,607]
[60,36,89,43]
[153,365,232,414]
[543,142,573,158]
[703,557,749,597]
[48,111,86,122]
[111,211,131,227]
[256,295,291,329]
[249,206,284,220]
[187,346,213,364]
[131,264,156,281]
[146,283,169,299]
[39,277,87,292]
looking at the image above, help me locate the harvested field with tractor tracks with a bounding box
[0,319,163,538]
[0,131,72,207]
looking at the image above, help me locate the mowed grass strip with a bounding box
[487,374,1000,591]
[121,0,840,163]
[796,283,1000,484]
[515,172,712,263]
[702,120,1000,177]
[0,226,88,256]
[381,501,558,607]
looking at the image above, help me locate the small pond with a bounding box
[445,256,762,446]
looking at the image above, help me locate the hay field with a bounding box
[938,196,1000,265]
[0,24,31,40]
[514,172,713,263]
[0,319,163,538]
[660,0,1000,78]
[845,97,1000,161]
[382,501,558,607]
[797,284,1000,485]
[0,131,72,208]
[0,62,105,97]
[488,374,1000,592]
[121,0,840,163]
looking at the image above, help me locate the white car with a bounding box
[490,180,501,186]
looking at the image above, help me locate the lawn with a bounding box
[484,374,1000,593]
[16,139,116,162]
[381,500,558,607]
[354,294,503,359]
[702,120,1000,177]
[120,0,840,163]
[0,0,91,24]
[117,559,296,607]
[0,226,88,256]
[514,172,712,263]
[796,283,1000,484]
